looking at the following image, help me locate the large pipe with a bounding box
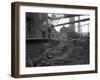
[54,18,90,27]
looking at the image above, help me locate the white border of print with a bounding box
[19,5,95,75]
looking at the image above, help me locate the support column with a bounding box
[78,16,81,34]
[69,17,75,31]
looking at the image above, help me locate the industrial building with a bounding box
[26,12,90,67]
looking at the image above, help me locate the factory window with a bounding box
[42,31,46,38]
[48,28,51,33]
[48,34,52,38]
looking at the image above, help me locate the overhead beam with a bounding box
[54,18,90,27]
[49,15,83,20]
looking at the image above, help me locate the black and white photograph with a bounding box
[26,13,90,67]
[11,2,97,78]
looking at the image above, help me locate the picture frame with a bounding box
[11,2,98,78]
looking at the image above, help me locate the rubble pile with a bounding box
[26,36,89,67]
